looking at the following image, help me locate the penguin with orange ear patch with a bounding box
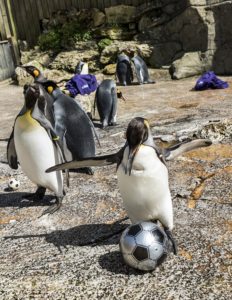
[20,65,47,83]
[40,80,97,175]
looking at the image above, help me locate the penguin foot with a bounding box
[23,186,46,202]
[109,122,117,127]
[40,196,63,216]
[164,228,178,255]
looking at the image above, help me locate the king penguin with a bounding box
[131,55,155,85]
[7,84,65,215]
[94,79,126,128]
[39,80,98,174]
[21,66,98,175]
[46,117,212,253]
[116,54,133,86]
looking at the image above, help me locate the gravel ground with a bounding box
[0,77,231,299]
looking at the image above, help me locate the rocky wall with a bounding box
[18,0,232,81]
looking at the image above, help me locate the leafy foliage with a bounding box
[98,38,112,50]
[38,30,61,52]
[37,20,92,51]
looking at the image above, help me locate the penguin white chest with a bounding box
[117,145,173,229]
[14,112,62,193]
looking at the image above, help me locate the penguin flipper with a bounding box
[7,129,18,169]
[165,139,212,161]
[46,147,125,173]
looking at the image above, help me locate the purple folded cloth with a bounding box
[65,74,98,96]
[195,71,229,91]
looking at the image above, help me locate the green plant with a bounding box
[38,30,61,52]
[61,20,92,45]
[98,38,112,50]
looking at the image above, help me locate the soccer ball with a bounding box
[8,178,20,190]
[119,221,169,271]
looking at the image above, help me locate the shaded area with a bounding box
[211,2,232,75]
[4,222,128,248]
[0,192,55,208]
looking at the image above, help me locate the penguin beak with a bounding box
[126,144,141,175]
[120,94,126,102]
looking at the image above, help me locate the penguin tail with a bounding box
[165,139,212,161]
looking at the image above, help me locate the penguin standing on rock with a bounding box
[94,79,126,129]
[75,61,89,75]
[7,84,65,215]
[131,55,155,85]
[46,117,212,253]
[116,54,133,86]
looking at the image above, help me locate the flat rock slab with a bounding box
[0,77,231,299]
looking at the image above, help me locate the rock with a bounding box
[49,47,100,72]
[103,64,116,75]
[96,27,136,40]
[148,42,182,68]
[138,16,153,32]
[92,9,106,27]
[20,50,52,67]
[170,52,207,79]
[75,94,94,115]
[15,61,45,86]
[105,5,136,24]
[100,41,153,65]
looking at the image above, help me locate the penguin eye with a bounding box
[33,70,39,77]
[47,86,54,93]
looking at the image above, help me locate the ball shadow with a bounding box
[98,250,144,275]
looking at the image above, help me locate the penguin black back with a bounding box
[116,54,133,86]
[95,79,118,128]
[41,80,96,159]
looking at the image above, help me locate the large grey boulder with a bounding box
[170,52,209,79]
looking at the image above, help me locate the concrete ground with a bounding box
[0,77,231,299]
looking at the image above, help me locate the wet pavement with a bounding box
[0,77,231,299]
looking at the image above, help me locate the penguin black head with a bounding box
[21,65,41,79]
[24,84,40,109]
[125,117,150,175]
[40,80,58,94]
[126,117,149,147]
[116,88,126,101]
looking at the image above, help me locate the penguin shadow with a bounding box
[98,250,145,275]
[4,222,128,248]
[0,191,55,208]
[44,222,128,248]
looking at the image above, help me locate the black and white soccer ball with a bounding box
[119,221,169,271]
[8,178,20,190]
